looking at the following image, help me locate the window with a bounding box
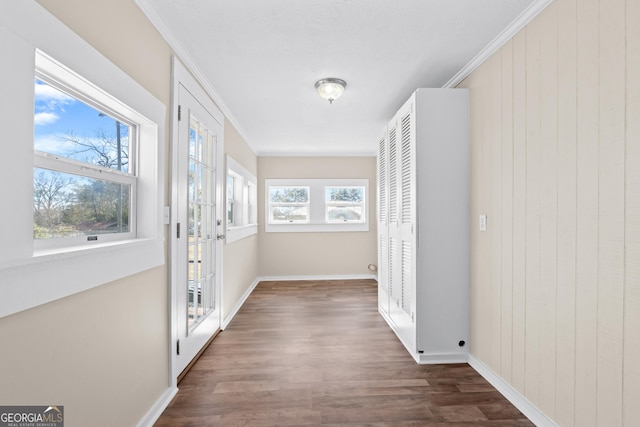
[268,186,310,223]
[227,175,236,225]
[33,75,137,248]
[0,1,164,318]
[265,179,369,233]
[225,156,258,243]
[325,186,365,223]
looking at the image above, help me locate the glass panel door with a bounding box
[187,118,216,330]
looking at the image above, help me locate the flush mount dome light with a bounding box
[315,78,346,104]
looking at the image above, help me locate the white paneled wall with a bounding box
[459,0,640,425]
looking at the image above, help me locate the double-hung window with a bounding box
[268,186,310,224]
[325,186,365,223]
[227,174,237,226]
[33,72,137,249]
[225,156,258,243]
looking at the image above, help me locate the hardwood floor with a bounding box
[155,280,533,426]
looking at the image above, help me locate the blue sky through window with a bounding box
[34,79,129,171]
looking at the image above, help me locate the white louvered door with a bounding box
[393,100,417,347]
[386,117,403,325]
[377,132,390,315]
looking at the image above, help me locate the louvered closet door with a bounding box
[395,100,417,347]
[387,117,404,326]
[377,131,390,315]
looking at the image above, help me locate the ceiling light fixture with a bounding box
[314,78,347,104]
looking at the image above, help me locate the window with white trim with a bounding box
[325,186,365,223]
[268,186,310,224]
[265,179,369,233]
[33,69,139,249]
[225,156,258,243]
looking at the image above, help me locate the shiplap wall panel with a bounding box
[478,60,494,365]
[467,63,491,364]
[596,0,626,425]
[491,52,503,372]
[524,14,541,405]
[500,39,514,384]
[555,0,577,424]
[538,3,559,418]
[510,30,527,396]
[458,0,639,424]
[574,0,599,424]
[624,1,640,424]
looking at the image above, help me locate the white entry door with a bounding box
[172,79,223,377]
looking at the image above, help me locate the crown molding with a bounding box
[443,0,555,88]
[134,0,256,154]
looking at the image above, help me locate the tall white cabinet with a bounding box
[377,88,469,364]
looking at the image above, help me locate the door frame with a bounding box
[169,56,225,384]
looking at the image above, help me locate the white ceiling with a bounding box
[141,0,535,156]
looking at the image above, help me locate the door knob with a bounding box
[217,234,226,240]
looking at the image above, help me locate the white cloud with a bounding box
[34,112,59,126]
[34,82,74,103]
[34,135,66,152]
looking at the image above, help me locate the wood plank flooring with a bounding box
[155,280,533,426]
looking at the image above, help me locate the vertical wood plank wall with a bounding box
[458,0,640,425]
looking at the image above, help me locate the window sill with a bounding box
[226,224,258,244]
[32,237,149,260]
[0,237,164,318]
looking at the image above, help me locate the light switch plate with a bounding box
[479,214,487,231]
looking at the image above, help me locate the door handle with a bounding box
[217,234,226,240]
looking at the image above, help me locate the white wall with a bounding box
[223,120,259,321]
[459,0,640,425]
[0,268,169,426]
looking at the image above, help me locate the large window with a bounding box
[33,75,137,248]
[225,156,258,243]
[265,179,369,233]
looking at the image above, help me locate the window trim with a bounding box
[225,156,258,244]
[264,178,369,233]
[0,2,165,318]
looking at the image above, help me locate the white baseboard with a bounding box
[468,354,557,427]
[222,277,260,329]
[258,274,377,282]
[136,386,178,427]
